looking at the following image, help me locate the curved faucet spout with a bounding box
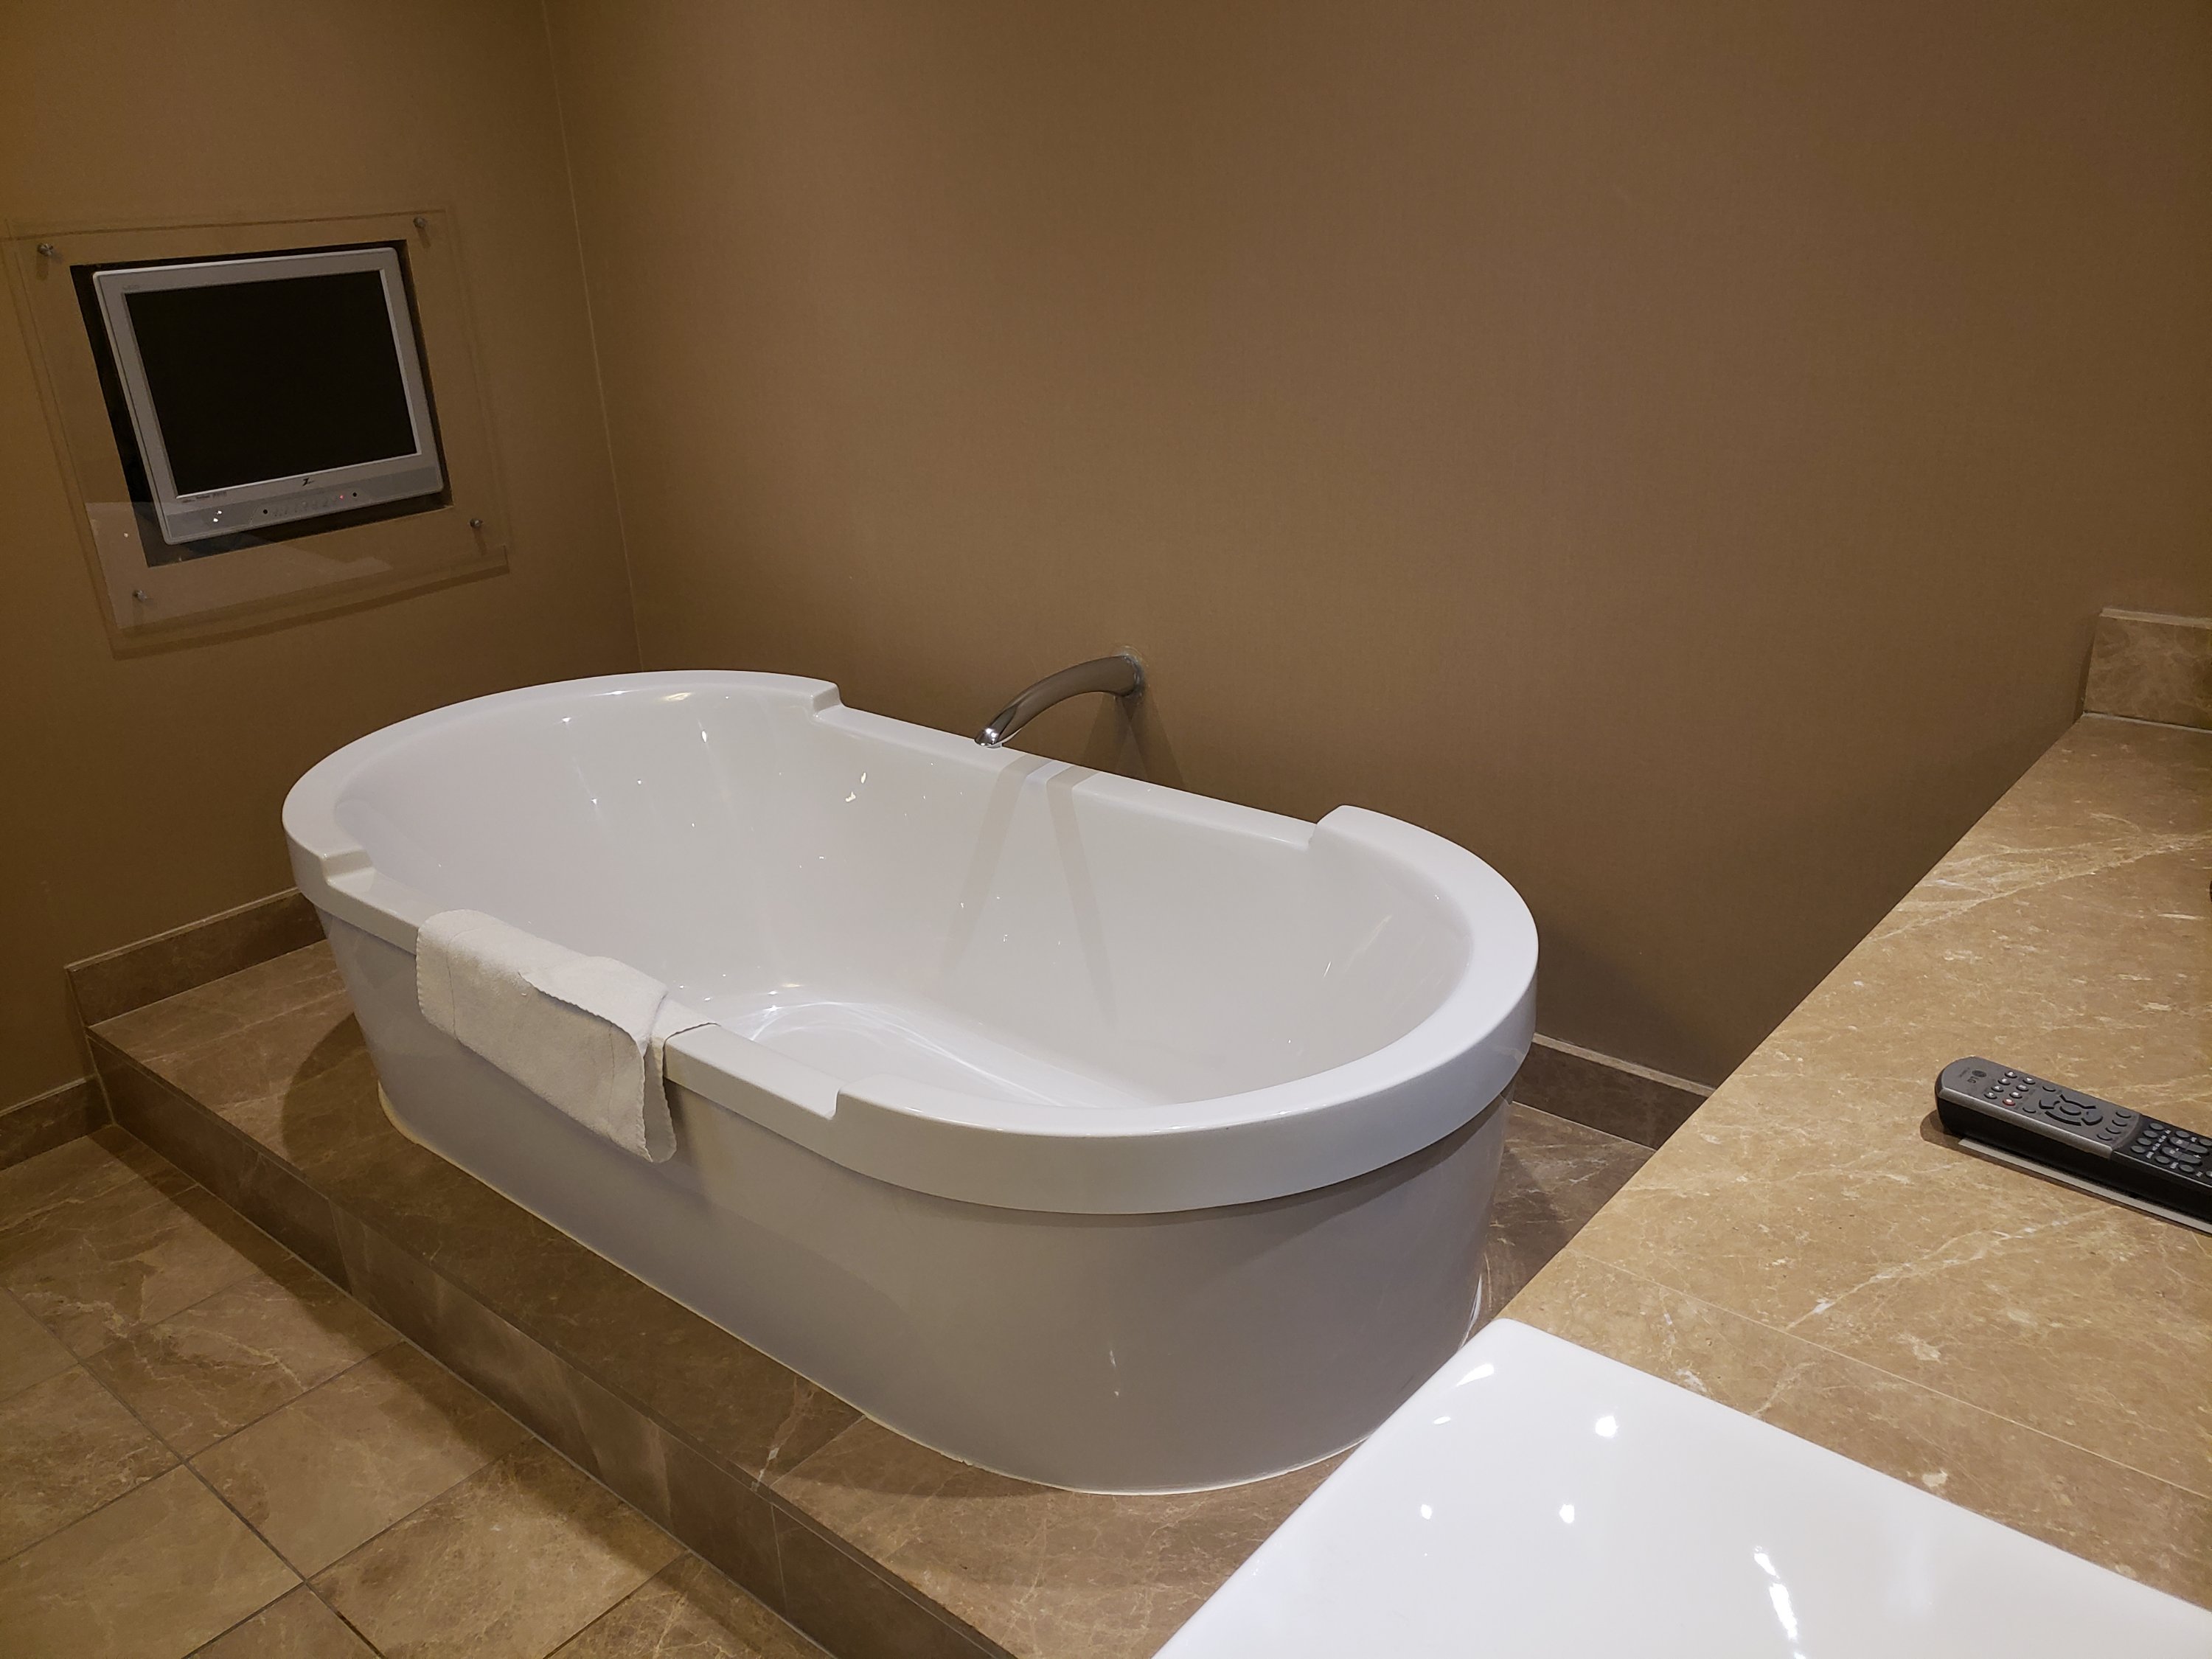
[976,653,1145,748]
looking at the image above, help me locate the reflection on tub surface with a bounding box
[285,670,1537,1489]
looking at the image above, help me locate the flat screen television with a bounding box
[91,246,445,546]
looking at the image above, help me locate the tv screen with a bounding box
[93,246,445,546]
[125,270,420,495]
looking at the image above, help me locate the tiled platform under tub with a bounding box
[79,917,1647,1659]
[0,1132,821,1659]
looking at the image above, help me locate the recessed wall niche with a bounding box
[4,208,509,650]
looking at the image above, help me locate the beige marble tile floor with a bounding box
[0,1130,827,1659]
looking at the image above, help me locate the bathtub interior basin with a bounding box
[289,672,1536,1215]
[282,672,1537,1489]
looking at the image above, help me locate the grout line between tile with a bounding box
[1504,1098,1654,1155]
[351,1332,701,1653]
[1552,1242,2212,1506]
[89,1041,1004,1655]
[189,1341,522,1585]
[97,1044,805,1513]
[183,1599,287,1658]
[91,1036,818,1506]
[161,1461,307,1652]
[0,1356,183,1574]
[305,1577,386,1658]
[61,1127,299,1365]
[31,1222,270,1596]
[0,1282,66,1411]
[683,1551,831,1659]
[25,1125,525,1592]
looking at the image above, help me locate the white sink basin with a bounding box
[1161,1318,2212,1657]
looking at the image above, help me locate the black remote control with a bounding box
[1935,1058,2212,1228]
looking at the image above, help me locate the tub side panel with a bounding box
[321,912,1505,1492]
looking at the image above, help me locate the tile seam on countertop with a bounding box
[1548,1242,2212,1505]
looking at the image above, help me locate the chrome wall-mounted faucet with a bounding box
[975,653,1145,748]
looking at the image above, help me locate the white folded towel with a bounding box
[414,910,709,1162]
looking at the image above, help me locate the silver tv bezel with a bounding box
[91,246,445,548]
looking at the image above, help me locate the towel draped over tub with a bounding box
[414,909,708,1162]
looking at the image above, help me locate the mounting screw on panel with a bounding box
[413,216,428,232]
[468,517,484,529]
[35,243,56,260]
[131,588,149,602]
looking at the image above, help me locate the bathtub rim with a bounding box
[284,670,1537,1215]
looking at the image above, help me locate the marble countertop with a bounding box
[1509,711,2212,1606]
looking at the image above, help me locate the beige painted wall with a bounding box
[0,1,638,1107]
[6,3,2204,1106]
[546,0,2212,1084]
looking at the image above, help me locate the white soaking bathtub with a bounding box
[282,672,1537,1492]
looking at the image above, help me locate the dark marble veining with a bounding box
[0,1464,297,1659]
[312,1440,681,1656]
[2082,608,2212,731]
[84,1253,397,1456]
[0,1133,818,1659]
[556,1553,829,1659]
[0,1363,176,1558]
